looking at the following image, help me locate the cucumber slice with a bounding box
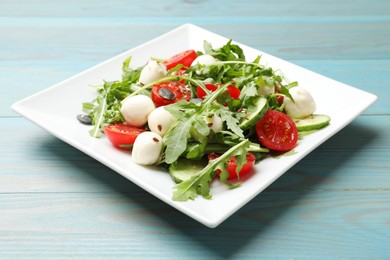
[239,96,268,130]
[169,158,208,183]
[293,114,330,132]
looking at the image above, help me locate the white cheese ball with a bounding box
[121,95,155,127]
[191,54,217,66]
[139,60,167,85]
[148,106,176,137]
[258,84,275,96]
[283,86,316,118]
[132,132,163,165]
[204,114,223,133]
[258,77,275,96]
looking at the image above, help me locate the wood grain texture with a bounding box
[0,191,389,259]
[1,0,390,258]
[1,0,390,17]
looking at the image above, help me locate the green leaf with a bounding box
[239,82,258,101]
[218,166,230,184]
[192,115,210,137]
[280,83,295,102]
[229,43,245,60]
[164,85,231,164]
[82,102,95,112]
[172,166,213,201]
[186,138,208,160]
[164,120,193,164]
[252,55,261,64]
[203,41,214,56]
[164,100,198,119]
[167,63,184,74]
[234,149,248,178]
[217,106,244,138]
[203,39,245,61]
[88,82,113,138]
[172,139,250,201]
[122,56,132,72]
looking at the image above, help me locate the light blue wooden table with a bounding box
[1,1,390,258]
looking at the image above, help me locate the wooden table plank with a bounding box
[0,190,389,259]
[1,19,389,61]
[1,0,389,17]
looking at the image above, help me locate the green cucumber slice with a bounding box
[239,97,268,130]
[169,158,208,183]
[293,114,331,132]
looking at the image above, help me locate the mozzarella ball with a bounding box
[148,106,176,137]
[121,95,155,127]
[258,77,275,96]
[283,86,316,118]
[139,60,167,85]
[132,132,163,165]
[204,114,223,133]
[191,54,217,66]
[258,84,275,96]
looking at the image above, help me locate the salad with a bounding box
[80,40,330,201]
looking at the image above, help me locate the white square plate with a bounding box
[12,24,377,228]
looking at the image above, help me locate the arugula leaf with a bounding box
[204,40,245,61]
[164,100,198,119]
[88,85,110,138]
[172,139,250,201]
[84,57,143,137]
[216,105,244,138]
[192,115,210,137]
[122,56,132,72]
[203,41,214,56]
[279,82,296,102]
[163,119,193,164]
[163,84,231,163]
[87,81,125,138]
[186,138,208,160]
[239,82,258,103]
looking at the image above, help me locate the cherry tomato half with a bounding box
[196,84,240,100]
[255,110,298,151]
[275,86,284,104]
[276,95,284,105]
[151,81,191,107]
[162,50,198,70]
[208,152,256,180]
[104,123,145,148]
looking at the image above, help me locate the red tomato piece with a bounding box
[276,95,284,105]
[172,68,187,84]
[275,87,284,104]
[208,152,256,180]
[196,84,240,100]
[173,68,187,76]
[104,123,145,148]
[226,85,241,100]
[151,81,191,107]
[162,50,198,70]
[196,84,217,98]
[255,110,298,151]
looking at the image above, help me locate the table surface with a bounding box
[2,0,390,259]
